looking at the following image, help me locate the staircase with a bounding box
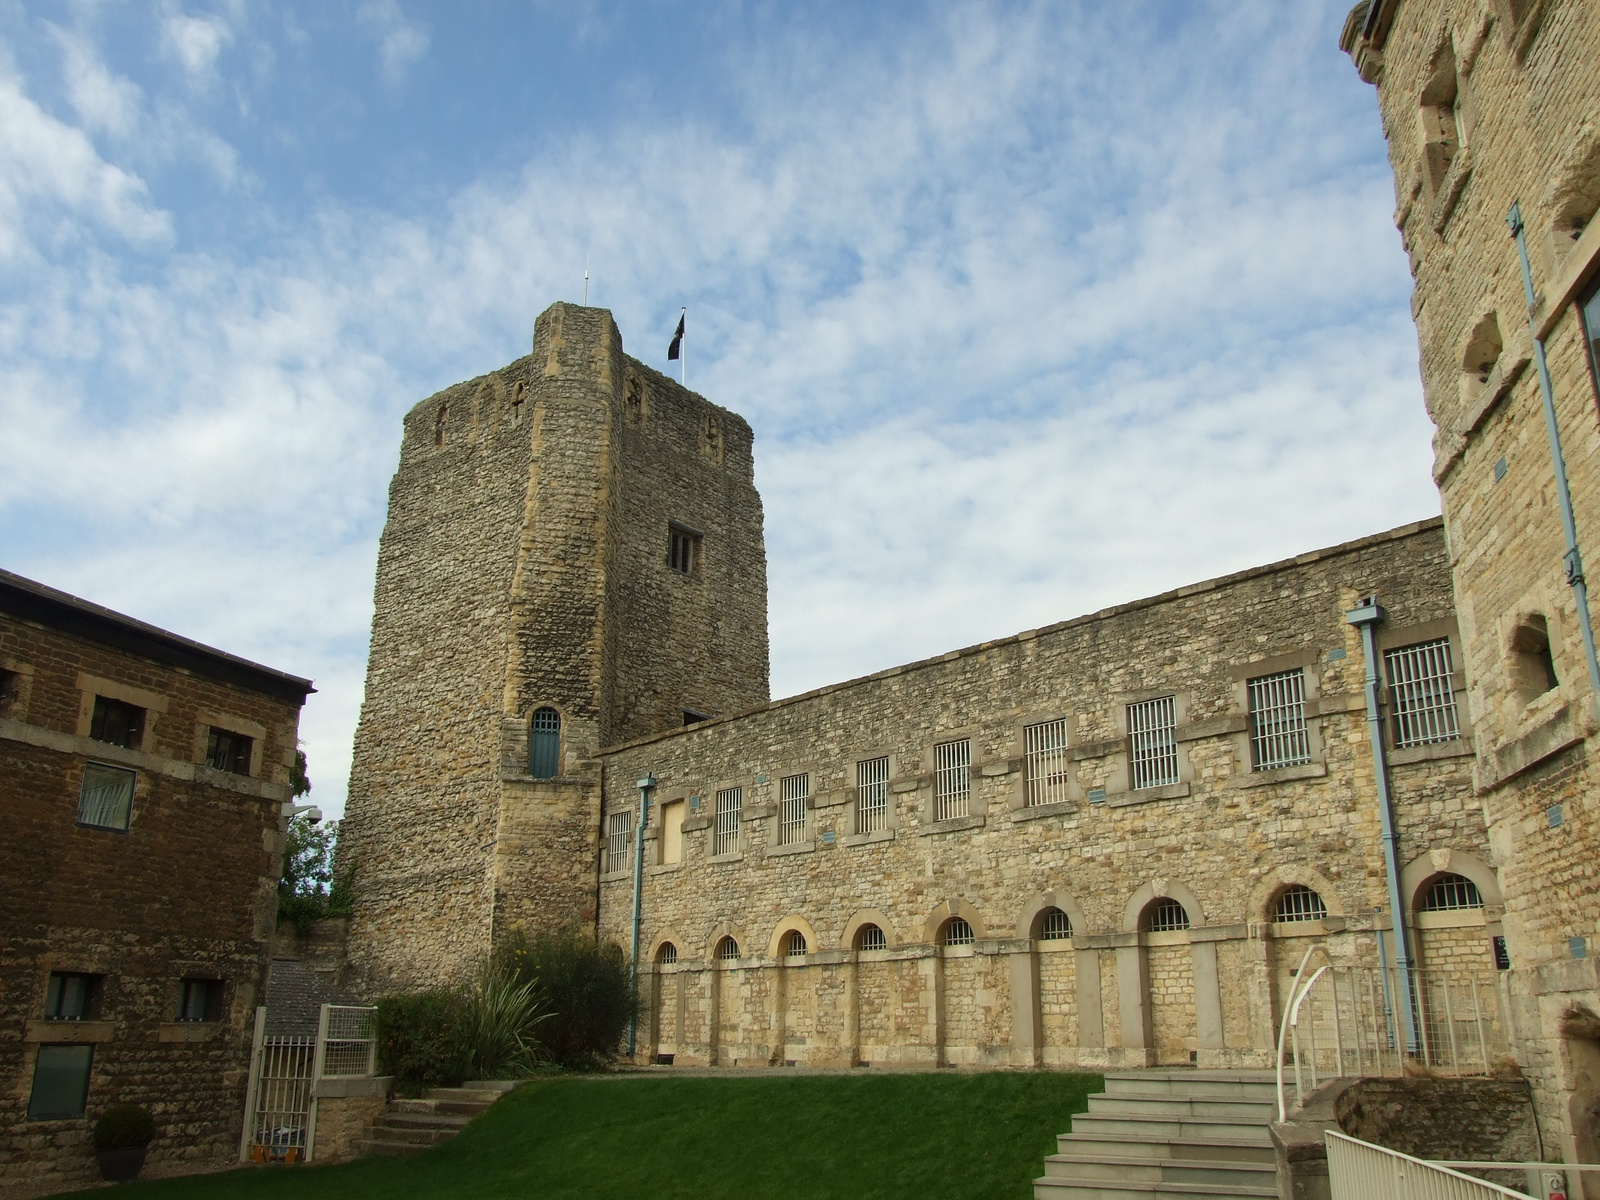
[1034,1069,1278,1200]
[358,1080,519,1157]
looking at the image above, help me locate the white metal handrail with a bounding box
[1327,1130,1532,1199]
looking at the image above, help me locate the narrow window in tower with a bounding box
[434,403,449,446]
[529,707,561,778]
[1582,279,1600,413]
[667,524,701,574]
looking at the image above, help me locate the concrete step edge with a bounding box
[1033,1178,1278,1198]
[1044,1155,1275,1172]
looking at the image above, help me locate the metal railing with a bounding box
[1326,1130,1532,1199]
[240,1003,379,1163]
[1276,948,1511,1120]
[316,1004,378,1077]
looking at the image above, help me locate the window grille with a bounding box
[89,696,143,748]
[942,917,974,946]
[1248,668,1311,771]
[657,943,678,965]
[856,756,889,834]
[1273,885,1328,923]
[716,936,740,961]
[77,762,135,831]
[785,930,807,957]
[45,973,96,1020]
[178,978,220,1022]
[1023,718,1071,806]
[856,924,886,951]
[1493,935,1510,971]
[1420,873,1483,912]
[1127,695,1179,789]
[1143,898,1190,933]
[206,727,252,775]
[529,707,561,778]
[1037,907,1072,940]
[668,526,698,574]
[605,810,634,874]
[1385,638,1460,748]
[778,773,809,845]
[713,787,742,856]
[933,739,970,821]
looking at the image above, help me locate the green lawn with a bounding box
[66,1071,1100,1200]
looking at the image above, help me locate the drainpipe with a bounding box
[1509,202,1600,728]
[625,772,656,1058]
[1347,595,1421,1054]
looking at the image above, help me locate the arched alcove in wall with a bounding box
[842,908,897,950]
[1121,878,1208,933]
[920,899,988,944]
[1402,848,1502,913]
[1015,889,1089,940]
[766,914,820,959]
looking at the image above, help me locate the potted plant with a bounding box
[94,1105,155,1182]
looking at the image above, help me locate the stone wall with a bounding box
[0,574,307,1199]
[1343,0,1600,1183]
[341,302,768,995]
[598,520,1497,1068]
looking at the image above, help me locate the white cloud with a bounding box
[358,1,428,87]
[0,2,1433,817]
[160,9,233,78]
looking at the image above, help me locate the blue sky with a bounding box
[0,1,1436,817]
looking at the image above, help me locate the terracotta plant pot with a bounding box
[96,1145,147,1182]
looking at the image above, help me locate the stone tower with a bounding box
[1343,0,1600,1179]
[340,302,769,993]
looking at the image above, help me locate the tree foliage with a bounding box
[277,747,354,935]
[494,926,635,1069]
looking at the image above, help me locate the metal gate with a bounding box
[240,1003,378,1163]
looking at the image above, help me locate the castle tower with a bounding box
[340,302,769,993]
[1344,0,1600,1177]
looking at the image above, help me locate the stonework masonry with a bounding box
[0,570,311,1199]
[1344,0,1600,1188]
[340,303,768,995]
[595,520,1500,1071]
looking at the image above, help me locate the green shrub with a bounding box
[375,989,471,1087]
[94,1105,155,1149]
[461,967,551,1079]
[494,926,635,1069]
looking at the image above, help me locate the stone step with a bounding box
[366,1121,461,1146]
[1055,1134,1276,1165]
[1101,1073,1278,1102]
[1033,1177,1278,1200]
[424,1086,509,1105]
[1086,1095,1277,1121]
[1042,1154,1277,1188]
[461,1080,521,1093]
[1065,1114,1274,1145]
[389,1097,493,1116]
[357,1137,430,1158]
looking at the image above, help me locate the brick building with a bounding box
[1342,0,1600,1183]
[341,302,1505,1075]
[0,569,312,1198]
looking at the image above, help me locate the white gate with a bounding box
[240,1003,378,1163]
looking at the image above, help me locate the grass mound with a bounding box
[70,1070,1099,1200]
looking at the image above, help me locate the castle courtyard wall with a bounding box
[596,519,1499,1069]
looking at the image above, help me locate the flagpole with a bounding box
[681,307,686,388]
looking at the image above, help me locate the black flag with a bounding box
[668,312,685,361]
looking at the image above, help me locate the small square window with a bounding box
[177,978,222,1022]
[206,727,253,775]
[0,667,20,717]
[27,1045,93,1121]
[90,696,144,749]
[667,525,701,574]
[45,972,101,1020]
[77,763,136,831]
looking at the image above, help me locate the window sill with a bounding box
[599,869,635,883]
[1267,918,1347,938]
[646,862,683,876]
[843,829,895,848]
[707,851,746,865]
[1417,909,1487,930]
[1388,739,1472,766]
[1228,762,1326,789]
[1108,782,1190,807]
[158,1021,219,1043]
[25,1020,113,1044]
[916,814,985,837]
[1430,148,1473,233]
[766,840,814,858]
[1010,799,1078,823]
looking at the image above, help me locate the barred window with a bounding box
[1421,873,1483,912]
[656,943,678,965]
[1385,638,1460,748]
[855,924,887,951]
[1023,718,1070,806]
[856,756,889,834]
[941,917,974,946]
[1143,898,1190,933]
[713,787,742,856]
[605,810,634,874]
[1128,695,1179,789]
[205,727,252,775]
[784,930,808,957]
[1493,935,1510,970]
[778,773,809,846]
[1273,885,1328,923]
[716,936,740,961]
[529,707,561,778]
[933,739,970,822]
[1036,907,1072,940]
[667,525,700,574]
[1248,668,1311,771]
